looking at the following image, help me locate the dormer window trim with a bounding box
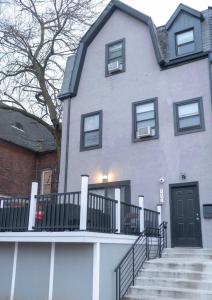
[175,28,195,57]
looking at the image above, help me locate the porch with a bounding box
[0,175,161,236]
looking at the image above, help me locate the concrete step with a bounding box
[125,296,191,300]
[162,252,212,259]
[135,276,212,291]
[138,269,212,281]
[127,285,212,299]
[144,258,212,272]
[164,248,212,255]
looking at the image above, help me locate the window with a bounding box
[174,98,205,135]
[80,111,102,151]
[176,29,195,56]
[105,39,125,76]
[41,170,52,194]
[132,98,159,142]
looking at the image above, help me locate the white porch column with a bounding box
[80,175,89,231]
[138,195,144,233]
[115,188,121,234]
[92,242,100,300]
[28,182,38,231]
[157,204,162,225]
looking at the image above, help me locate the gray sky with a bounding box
[122,0,211,25]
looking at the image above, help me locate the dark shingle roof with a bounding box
[0,109,56,152]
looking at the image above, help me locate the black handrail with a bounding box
[115,222,168,300]
[144,208,160,236]
[120,202,141,235]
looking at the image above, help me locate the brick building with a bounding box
[0,108,58,197]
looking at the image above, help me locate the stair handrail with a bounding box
[115,221,168,300]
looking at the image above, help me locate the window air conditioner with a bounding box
[108,61,122,73]
[137,126,153,138]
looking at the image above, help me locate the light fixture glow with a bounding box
[102,174,108,182]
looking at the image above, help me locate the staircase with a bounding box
[124,248,212,300]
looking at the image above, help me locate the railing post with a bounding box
[157,204,162,225]
[115,188,121,233]
[138,195,144,232]
[132,247,135,285]
[28,182,38,231]
[80,175,89,231]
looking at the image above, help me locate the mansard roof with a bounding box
[59,1,211,101]
[58,0,164,100]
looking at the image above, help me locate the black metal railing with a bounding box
[121,202,141,235]
[0,196,30,231]
[34,192,81,231]
[144,208,159,236]
[87,193,117,233]
[115,222,168,300]
[158,221,168,257]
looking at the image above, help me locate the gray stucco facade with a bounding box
[59,4,212,248]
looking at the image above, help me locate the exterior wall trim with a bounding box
[0,232,138,244]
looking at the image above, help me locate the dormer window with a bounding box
[105,39,125,76]
[176,29,195,56]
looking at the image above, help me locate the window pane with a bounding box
[136,103,154,114]
[84,131,99,147]
[137,119,155,129]
[178,42,195,55]
[179,115,200,129]
[84,115,99,132]
[177,30,194,45]
[137,111,154,121]
[178,102,199,118]
[109,42,123,59]
[42,170,52,195]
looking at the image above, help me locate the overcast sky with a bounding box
[121,0,211,25]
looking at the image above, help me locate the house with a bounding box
[0,2,211,300]
[0,107,58,196]
[58,1,212,250]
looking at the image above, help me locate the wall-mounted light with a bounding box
[102,174,108,183]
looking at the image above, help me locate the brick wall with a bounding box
[0,140,36,196]
[0,140,57,197]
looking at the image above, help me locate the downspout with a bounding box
[64,98,71,192]
[208,7,212,111]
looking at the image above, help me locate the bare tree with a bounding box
[0,0,105,181]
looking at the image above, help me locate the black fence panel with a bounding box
[120,202,141,235]
[0,196,30,231]
[87,193,117,233]
[144,208,159,237]
[34,192,81,231]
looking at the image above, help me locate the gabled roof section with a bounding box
[58,0,164,100]
[166,3,204,30]
[0,108,56,153]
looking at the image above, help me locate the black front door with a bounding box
[170,182,202,247]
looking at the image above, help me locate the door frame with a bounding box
[169,181,203,248]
